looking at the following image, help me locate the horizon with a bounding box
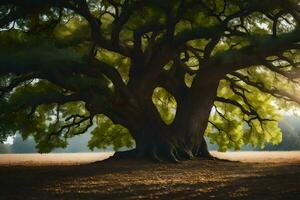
[2,114,300,154]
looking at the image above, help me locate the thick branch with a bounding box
[88,58,138,107]
[206,28,300,75]
[215,96,252,115]
[231,71,300,105]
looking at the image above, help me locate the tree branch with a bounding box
[230,71,300,105]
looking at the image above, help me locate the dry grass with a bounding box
[0,152,114,166]
[0,151,299,199]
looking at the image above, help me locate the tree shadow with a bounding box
[0,159,299,200]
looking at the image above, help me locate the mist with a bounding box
[1,116,300,153]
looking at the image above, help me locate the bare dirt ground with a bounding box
[0,151,299,200]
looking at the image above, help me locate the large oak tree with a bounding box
[1,0,300,161]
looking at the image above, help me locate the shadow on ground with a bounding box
[0,159,299,200]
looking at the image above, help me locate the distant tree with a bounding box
[8,133,98,153]
[263,116,300,150]
[0,143,10,153]
[1,0,300,161]
[10,135,37,153]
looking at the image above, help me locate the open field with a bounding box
[1,151,300,166]
[0,152,114,166]
[0,151,300,199]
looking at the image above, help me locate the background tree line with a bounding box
[1,115,300,153]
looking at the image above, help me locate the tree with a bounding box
[1,0,300,162]
[10,134,37,153]
[0,143,10,153]
[263,116,300,150]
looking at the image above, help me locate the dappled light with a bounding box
[1,0,300,199]
[152,87,177,125]
[2,0,300,161]
[0,152,300,199]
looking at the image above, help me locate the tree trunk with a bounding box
[112,74,220,162]
[111,60,221,162]
[113,112,214,162]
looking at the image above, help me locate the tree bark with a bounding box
[110,49,222,162]
[111,68,220,162]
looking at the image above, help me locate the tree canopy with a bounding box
[1,0,300,161]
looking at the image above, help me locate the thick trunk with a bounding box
[112,79,218,162]
[169,68,220,159]
[113,125,212,162]
[112,63,221,162]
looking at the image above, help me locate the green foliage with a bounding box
[88,115,134,151]
[263,116,300,150]
[0,143,10,153]
[152,87,177,125]
[0,75,96,152]
[96,49,131,83]
[1,0,300,154]
[0,31,86,77]
[205,69,284,151]
[0,99,90,153]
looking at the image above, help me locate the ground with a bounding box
[0,152,300,200]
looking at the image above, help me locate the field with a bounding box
[0,151,300,199]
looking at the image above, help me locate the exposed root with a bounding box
[107,149,138,161]
[106,146,184,163]
[166,148,180,163]
[150,146,164,163]
[102,141,238,163]
[94,148,238,164]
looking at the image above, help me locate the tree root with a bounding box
[107,149,138,161]
[106,147,183,163]
[104,146,238,163]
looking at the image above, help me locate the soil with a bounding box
[0,151,299,200]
